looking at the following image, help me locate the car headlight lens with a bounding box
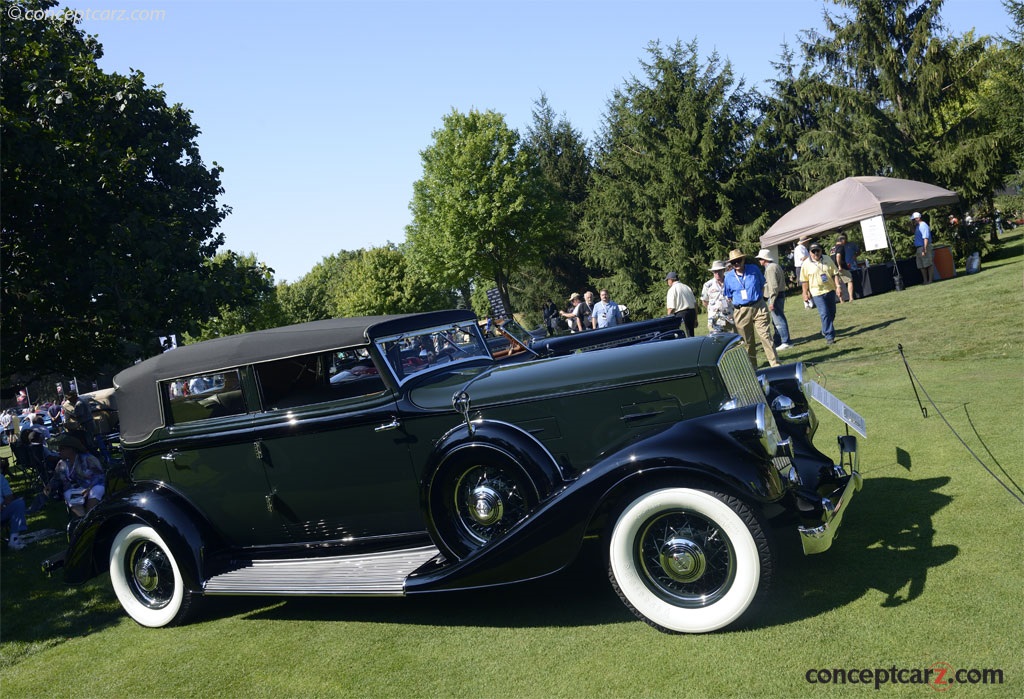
[755,403,782,457]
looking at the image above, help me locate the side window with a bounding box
[255,347,385,410]
[163,370,246,425]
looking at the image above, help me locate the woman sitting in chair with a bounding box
[44,434,105,517]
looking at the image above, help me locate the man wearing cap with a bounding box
[665,272,698,337]
[793,236,814,308]
[910,212,933,284]
[700,260,734,334]
[755,249,791,350]
[723,250,779,369]
[800,242,839,345]
[559,293,586,333]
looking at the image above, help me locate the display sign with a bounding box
[808,380,867,438]
[860,214,888,251]
[486,288,508,319]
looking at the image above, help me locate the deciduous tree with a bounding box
[1,0,238,377]
[406,109,560,315]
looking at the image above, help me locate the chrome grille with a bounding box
[718,343,766,407]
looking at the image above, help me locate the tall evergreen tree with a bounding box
[580,41,769,318]
[518,95,593,320]
[795,0,998,205]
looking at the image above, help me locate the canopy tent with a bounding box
[759,176,959,248]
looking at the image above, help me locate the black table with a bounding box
[852,259,926,298]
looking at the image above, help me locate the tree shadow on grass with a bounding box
[2,477,959,639]
[236,476,958,632]
[228,544,635,629]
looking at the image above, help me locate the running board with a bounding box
[203,545,442,596]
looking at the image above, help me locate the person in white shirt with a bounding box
[665,272,698,337]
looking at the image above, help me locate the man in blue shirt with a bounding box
[911,212,933,284]
[591,289,623,329]
[723,249,779,370]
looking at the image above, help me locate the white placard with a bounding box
[860,215,888,251]
[808,380,867,438]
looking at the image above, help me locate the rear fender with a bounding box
[63,483,220,591]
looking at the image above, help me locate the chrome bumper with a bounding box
[798,435,863,555]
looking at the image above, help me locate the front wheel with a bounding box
[608,488,772,633]
[109,523,197,628]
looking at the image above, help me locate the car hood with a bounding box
[408,335,731,412]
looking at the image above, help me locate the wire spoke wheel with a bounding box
[609,488,772,633]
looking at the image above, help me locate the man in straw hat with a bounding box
[44,434,106,517]
[559,292,586,333]
[755,248,792,350]
[723,249,780,369]
[910,212,933,284]
[700,260,734,334]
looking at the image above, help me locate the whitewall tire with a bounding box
[608,487,771,633]
[109,523,194,628]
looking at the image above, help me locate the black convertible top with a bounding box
[113,310,476,444]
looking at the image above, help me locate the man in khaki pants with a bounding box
[722,249,779,370]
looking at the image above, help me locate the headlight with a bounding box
[755,403,782,457]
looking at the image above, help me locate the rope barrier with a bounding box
[897,347,1024,506]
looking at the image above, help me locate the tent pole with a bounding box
[887,232,904,291]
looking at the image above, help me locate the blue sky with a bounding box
[76,0,1012,283]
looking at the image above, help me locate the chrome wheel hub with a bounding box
[468,485,504,526]
[659,538,706,583]
[134,556,160,593]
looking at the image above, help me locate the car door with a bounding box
[250,351,423,546]
[156,370,282,547]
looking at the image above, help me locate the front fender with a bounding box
[408,404,783,593]
[63,483,221,591]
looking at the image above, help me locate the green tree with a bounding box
[334,245,455,317]
[406,109,560,315]
[517,94,593,317]
[184,252,285,342]
[1,0,235,377]
[794,0,1000,207]
[276,251,358,324]
[580,41,770,318]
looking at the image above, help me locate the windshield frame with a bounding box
[374,320,493,385]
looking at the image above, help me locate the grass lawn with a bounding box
[2,232,1022,698]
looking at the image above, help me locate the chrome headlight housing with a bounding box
[755,403,783,457]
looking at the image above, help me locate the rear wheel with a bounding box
[608,488,771,633]
[109,523,197,628]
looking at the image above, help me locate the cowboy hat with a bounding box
[727,249,746,262]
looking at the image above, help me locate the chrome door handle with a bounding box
[374,418,400,432]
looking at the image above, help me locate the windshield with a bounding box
[375,320,491,383]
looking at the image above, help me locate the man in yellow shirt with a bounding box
[800,243,839,345]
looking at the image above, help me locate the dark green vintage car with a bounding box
[48,309,862,633]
